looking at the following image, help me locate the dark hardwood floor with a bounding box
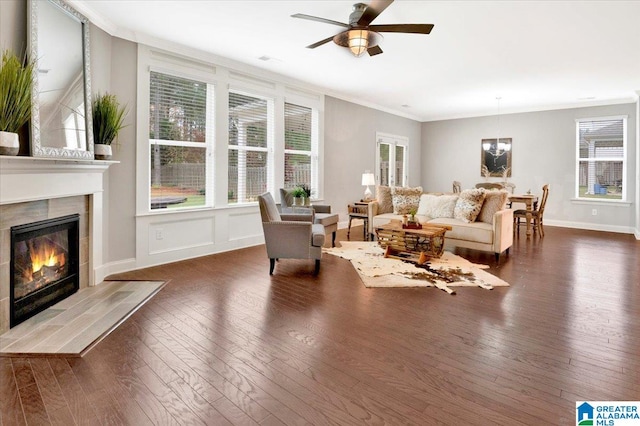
[2,225,639,425]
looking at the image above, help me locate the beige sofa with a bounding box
[366,188,513,260]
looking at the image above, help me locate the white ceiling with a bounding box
[72,0,640,122]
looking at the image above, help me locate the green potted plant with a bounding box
[291,186,306,206]
[0,50,34,156]
[299,183,312,206]
[92,92,128,160]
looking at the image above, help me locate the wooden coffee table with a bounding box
[376,221,452,264]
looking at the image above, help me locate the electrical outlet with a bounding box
[592,209,597,216]
[155,229,163,240]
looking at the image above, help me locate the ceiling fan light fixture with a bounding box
[348,29,369,57]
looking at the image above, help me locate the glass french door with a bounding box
[376,133,408,187]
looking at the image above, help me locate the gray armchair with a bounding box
[279,188,339,247]
[258,192,325,275]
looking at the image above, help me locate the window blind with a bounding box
[149,71,212,210]
[228,91,272,203]
[284,103,314,192]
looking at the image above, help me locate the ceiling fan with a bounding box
[291,0,434,57]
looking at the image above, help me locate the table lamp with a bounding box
[361,171,376,201]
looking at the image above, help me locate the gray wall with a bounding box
[421,103,637,232]
[0,0,26,55]
[324,96,422,222]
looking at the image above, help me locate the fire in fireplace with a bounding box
[10,214,80,327]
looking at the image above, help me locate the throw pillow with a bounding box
[376,185,393,214]
[391,186,423,215]
[454,188,486,223]
[417,194,459,218]
[477,190,509,224]
[431,194,459,218]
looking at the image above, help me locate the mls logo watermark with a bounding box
[577,401,640,425]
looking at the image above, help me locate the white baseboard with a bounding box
[94,258,137,284]
[544,219,635,235]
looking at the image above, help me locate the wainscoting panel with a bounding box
[148,216,215,255]
[228,210,262,241]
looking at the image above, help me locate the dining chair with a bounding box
[514,184,549,236]
[452,181,461,193]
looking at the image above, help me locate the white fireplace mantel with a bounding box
[0,155,118,286]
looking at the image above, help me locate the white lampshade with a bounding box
[361,172,376,186]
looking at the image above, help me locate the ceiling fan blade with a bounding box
[369,24,434,34]
[291,13,350,28]
[357,0,394,26]
[306,34,338,49]
[367,45,383,56]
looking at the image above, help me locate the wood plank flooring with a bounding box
[1,225,638,425]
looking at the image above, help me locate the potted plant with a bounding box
[291,186,306,206]
[92,92,127,160]
[0,50,34,156]
[299,184,312,206]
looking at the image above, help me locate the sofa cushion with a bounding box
[453,188,486,223]
[376,185,394,214]
[428,218,494,245]
[417,194,458,218]
[391,186,423,215]
[477,190,509,224]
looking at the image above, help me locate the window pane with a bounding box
[150,72,207,143]
[228,149,268,203]
[229,93,268,148]
[379,143,390,186]
[578,160,623,200]
[285,104,311,151]
[395,145,405,187]
[150,145,207,209]
[284,153,311,189]
[578,119,623,159]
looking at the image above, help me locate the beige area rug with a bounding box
[0,280,165,356]
[324,242,509,294]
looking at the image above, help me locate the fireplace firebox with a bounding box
[10,214,80,327]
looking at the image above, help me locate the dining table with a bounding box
[508,194,539,237]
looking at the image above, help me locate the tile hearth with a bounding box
[0,280,165,356]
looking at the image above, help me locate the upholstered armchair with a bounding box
[279,188,339,247]
[258,192,325,275]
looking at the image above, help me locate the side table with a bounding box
[347,202,370,240]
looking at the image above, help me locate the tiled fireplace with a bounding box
[0,157,112,333]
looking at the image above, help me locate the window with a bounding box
[284,102,318,196]
[376,133,408,187]
[228,91,274,204]
[149,71,213,210]
[576,117,626,201]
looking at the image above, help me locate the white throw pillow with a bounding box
[417,194,458,218]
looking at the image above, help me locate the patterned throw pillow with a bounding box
[416,194,459,218]
[376,185,393,214]
[391,186,423,215]
[454,188,487,223]
[477,190,509,223]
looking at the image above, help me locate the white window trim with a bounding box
[574,115,627,202]
[136,45,324,215]
[376,132,409,187]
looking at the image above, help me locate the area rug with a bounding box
[324,242,509,294]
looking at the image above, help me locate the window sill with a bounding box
[570,198,631,207]
[136,202,259,217]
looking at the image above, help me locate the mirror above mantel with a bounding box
[28,0,94,159]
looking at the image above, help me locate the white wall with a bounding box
[0,0,26,54]
[324,96,422,226]
[422,103,637,234]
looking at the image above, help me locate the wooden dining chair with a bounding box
[514,184,549,236]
